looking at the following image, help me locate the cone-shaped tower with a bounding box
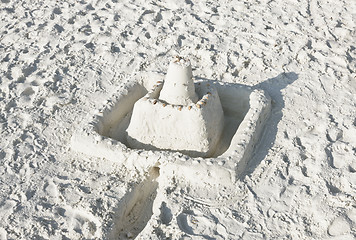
[159,56,198,105]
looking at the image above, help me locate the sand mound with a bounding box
[126,57,224,157]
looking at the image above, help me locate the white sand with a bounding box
[0,0,356,239]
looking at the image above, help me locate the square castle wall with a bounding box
[71,70,271,182]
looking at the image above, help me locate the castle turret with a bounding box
[159,56,198,105]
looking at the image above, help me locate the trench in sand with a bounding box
[107,167,160,240]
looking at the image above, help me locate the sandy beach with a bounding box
[0,0,355,239]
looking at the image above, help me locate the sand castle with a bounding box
[71,55,272,179]
[126,56,225,157]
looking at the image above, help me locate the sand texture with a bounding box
[0,0,355,239]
